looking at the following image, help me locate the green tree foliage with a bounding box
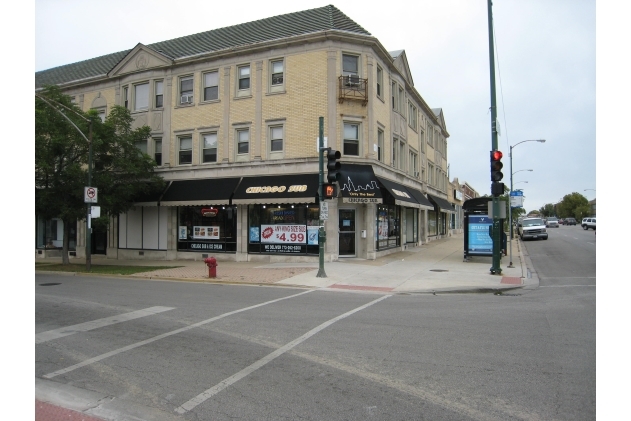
[557,192,590,220]
[36,86,164,263]
[539,203,556,217]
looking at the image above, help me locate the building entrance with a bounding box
[338,209,356,257]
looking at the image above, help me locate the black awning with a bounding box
[338,164,383,204]
[427,194,456,213]
[375,176,420,207]
[405,187,435,210]
[232,173,319,204]
[160,177,241,206]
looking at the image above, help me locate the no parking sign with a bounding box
[84,187,98,203]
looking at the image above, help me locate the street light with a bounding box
[512,169,533,177]
[514,180,528,185]
[508,139,545,268]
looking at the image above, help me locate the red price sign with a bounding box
[260,225,306,244]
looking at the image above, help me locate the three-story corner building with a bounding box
[35,5,453,262]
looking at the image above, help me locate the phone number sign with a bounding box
[260,224,307,244]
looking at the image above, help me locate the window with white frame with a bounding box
[270,59,284,93]
[179,136,192,164]
[343,122,359,156]
[203,71,219,101]
[122,86,129,109]
[342,54,359,86]
[377,128,384,162]
[179,76,193,104]
[134,82,149,111]
[135,139,148,155]
[376,66,383,98]
[201,133,218,163]
[237,128,249,155]
[238,65,250,90]
[155,80,163,108]
[392,81,397,110]
[269,125,283,153]
[408,102,417,130]
[392,137,398,168]
[420,130,425,153]
[428,125,434,147]
[154,138,162,166]
[409,150,418,177]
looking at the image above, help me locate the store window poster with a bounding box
[193,226,220,240]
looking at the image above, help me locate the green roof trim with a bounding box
[35,5,370,88]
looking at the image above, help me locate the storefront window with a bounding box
[177,206,237,252]
[36,217,76,250]
[376,205,400,250]
[248,204,320,255]
[428,209,438,236]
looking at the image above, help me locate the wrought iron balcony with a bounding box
[338,75,368,106]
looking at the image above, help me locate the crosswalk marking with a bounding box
[175,294,391,414]
[36,306,175,344]
[42,290,313,379]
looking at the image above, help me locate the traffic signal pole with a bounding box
[316,117,327,278]
[487,0,502,274]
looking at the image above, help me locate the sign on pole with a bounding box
[84,187,98,203]
[320,201,329,220]
[510,190,524,208]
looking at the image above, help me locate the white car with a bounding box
[581,217,596,230]
[518,217,548,240]
[546,217,559,228]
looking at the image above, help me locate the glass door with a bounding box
[338,209,356,257]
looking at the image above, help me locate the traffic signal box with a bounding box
[490,150,504,197]
[326,148,341,183]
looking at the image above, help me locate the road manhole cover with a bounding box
[39,283,61,286]
[429,269,448,272]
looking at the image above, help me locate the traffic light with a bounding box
[326,148,342,183]
[490,150,505,197]
[323,183,336,200]
[490,150,503,181]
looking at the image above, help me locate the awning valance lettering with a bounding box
[375,176,420,208]
[232,173,319,204]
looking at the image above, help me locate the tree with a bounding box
[539,203,556,217]
[557,192,590,220]
[36,86,165,265]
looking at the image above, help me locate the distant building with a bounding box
[589,199,596,216]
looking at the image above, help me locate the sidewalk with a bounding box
[35,233,537,294]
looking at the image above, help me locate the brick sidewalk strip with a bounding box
[135,266,315,284]
[36,400,106,421]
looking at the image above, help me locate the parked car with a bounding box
[565,217,577,226]
[518,217,548,240]
[582,217,596,230]
[558,218,565,225]
[546,217,559,228]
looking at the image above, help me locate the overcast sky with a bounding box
[33,0,603,212]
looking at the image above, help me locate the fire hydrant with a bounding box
[204,257,218,278]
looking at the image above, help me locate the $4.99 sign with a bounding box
[260,224,307,244]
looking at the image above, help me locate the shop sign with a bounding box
[391,189,411,199]
[263,244,304,253]
[343,197,381,203]
[201,207,218,217]
[189,243,224,251]
[193,226,220,239]
[260,224,307,244]
[245,185,307,193]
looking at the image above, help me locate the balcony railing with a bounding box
[338,75,368,106]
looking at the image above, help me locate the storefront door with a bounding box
[338,209,356,257]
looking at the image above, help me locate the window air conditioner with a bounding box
[181,95,193,104]
[345,75,360,87]
[414,171,420,178]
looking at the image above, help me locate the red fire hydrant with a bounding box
[204,257,218,278]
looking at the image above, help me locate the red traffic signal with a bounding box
[491,150,503,161]
[490,150,504,182]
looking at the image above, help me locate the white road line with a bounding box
[175,294,391,415]
[36,306,175,344]
[43,290,313,379]
[539,285,596,287]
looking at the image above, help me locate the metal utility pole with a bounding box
[316,117,327,278]
[487,0,502,275]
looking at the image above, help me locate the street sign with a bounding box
[510,190,524,208]
[320,201,329,220]
[84,187,98,203]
